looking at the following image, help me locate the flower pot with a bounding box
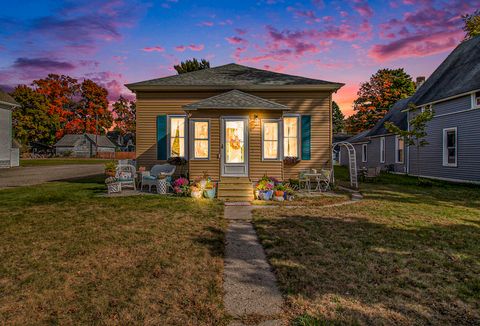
[274,196,284,202]
[191,190,203,199]
[275,190,284,197]
[255,190,260,200]
[199,179,207,189]
[262,190,273,201]
[105,170,116,177]
[204,188,216,199]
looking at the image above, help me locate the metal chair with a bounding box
[298,169,311,192]
[319,169,333,191]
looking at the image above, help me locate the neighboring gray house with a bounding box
[405,35,480,183]
[0,89,20,168]
[340,98,410,173]
[54,134,116,158]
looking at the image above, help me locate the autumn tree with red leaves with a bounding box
[112,96,136,135]
[346,68,415,133]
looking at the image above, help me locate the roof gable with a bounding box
[411,36,480,106]
[126,63,344,90]
[0,89,19,108]
[54,134,116,148]
[183,90,289,110]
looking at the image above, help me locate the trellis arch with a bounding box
[332,141,358,189]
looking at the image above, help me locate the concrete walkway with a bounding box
[224,205,284,326]
[0,164,104,189]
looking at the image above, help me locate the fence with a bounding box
[96,152,136,160]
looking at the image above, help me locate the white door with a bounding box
[221,117,249,177]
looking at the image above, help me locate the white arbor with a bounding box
[332,142,358,189]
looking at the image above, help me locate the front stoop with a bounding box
[218,177,254,202]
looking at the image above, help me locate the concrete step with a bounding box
[218,188,253,196]
[218,183,253,190]
[220,177,252,184]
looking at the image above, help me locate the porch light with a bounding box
[249,114,259,129]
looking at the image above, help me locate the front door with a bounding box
[221,117,249,177]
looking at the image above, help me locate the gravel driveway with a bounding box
[0,164,105,189]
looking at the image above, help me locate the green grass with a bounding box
[0,177,227,325]
[254,170,480,325]
[20,158,113,167]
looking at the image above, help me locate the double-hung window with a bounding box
[283,116,299,157]
[262,120,280,160]
[362,144,367,163]
[475,91,480,108]
[191,120,209,159]
[443,127,457,167]
[168,115,186,158]
[395,136,405,163]
[380,137,385,163]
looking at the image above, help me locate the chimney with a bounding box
[416,76,426,89]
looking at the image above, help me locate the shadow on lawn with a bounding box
[256,215,480,325]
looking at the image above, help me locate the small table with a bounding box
[304,173,324,192]
[155,178,167,194]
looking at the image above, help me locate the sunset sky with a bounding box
[0,0,478,116]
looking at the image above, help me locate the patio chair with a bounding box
[319,169,333,191]
[115,164,136,190]
[364,166,381,182]
[298,169,312,192]
[141,164,176,192]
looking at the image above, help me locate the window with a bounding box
[262,120,280,160]
[283,116,299,157]
[443,127,457,167]
[362,144,367,162]
[191,120,209,159]
[168,116,186,158]
[395,136,405,163]
[475,92,480,108]
[380,137,385,163]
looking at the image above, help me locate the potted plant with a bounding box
[167,157,188,176]
[274,184,287,201]
[104,162,117,177]
[172,177,189,196]
[283,156,300,166]
[255,176,274,200]
[190,183,203,199]
[105,176,121,194]
[285,185,295,201]
[203,179,216,199]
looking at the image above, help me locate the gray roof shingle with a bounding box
[183,90,289,110]
[54,134,116,148]
[411,36,480,106]
[126,63,344,90]
[0,89,19,107]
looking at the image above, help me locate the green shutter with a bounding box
[301,115,311,160]
[156,115,167,160]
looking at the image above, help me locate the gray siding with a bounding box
[432,95,472,116]
[0,106,12,167]
[409,103,480,182]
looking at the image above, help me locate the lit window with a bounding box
[169,116,186,157]
[443,127,457,167]
[283,116,299,157]
[262,120,280,160]
[380,137,385,163]
[362,144,367,163]
[192,120,209,159]
[476,92,480,107]
[396,136,404,164]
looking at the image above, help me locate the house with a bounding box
[340,97,410,173]
[404,35,480,184]
[107,130,135,152]
[0,89,20,168]
[54,134,116,158]
[126,63,343,199]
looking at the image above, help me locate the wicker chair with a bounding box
[141,164,176,192]
[115,164,136,190]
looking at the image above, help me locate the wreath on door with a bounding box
[230,135,241,150]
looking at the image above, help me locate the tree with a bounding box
[385,104,434,177]
[10,85,57,145]
[463,10,480,40]
[348,68,416,132]
[174,58,210,74]
[112,96,136,134]
[62,79,112,136]
[332,101,345,133]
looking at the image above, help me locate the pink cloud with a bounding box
[369,30,461,61]
[142,46,165,52]
[199,21,214,27]
[225,36,247,45]
[175,44,205,52]
[235,28,247,35]
[352,0,374,18]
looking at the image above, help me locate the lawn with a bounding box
[0,177,227,325]
[20,158,113,167]
[253,169,480,325]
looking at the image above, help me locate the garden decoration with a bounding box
[105,177,121,194]
[255,175,275,200]
[190,183,203,199]
[104,162,117,177]
[203,179,216,199]
[274,184,287,201]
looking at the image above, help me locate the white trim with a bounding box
[395,135,405,164]
[282,114,300,158]
[220,116,249,177]
[442,127,457,167]
[189,119,210,160]
[405,88,480,110]
[261,119,282,161]
[380,137,385,163]
[473,91,480,109]
[167,115,187,159]
[361,144,367,163]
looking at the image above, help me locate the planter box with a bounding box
[107,182,121,194]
